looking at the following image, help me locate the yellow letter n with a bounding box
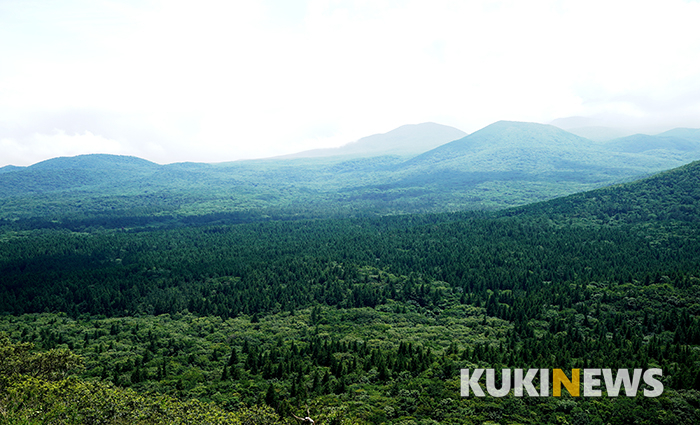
[553,369,580,397]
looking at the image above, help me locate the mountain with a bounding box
[512,159,700,225]
[403,120,598,168]
[325,120,700,212]
[656,127,700,142]
[28,153,160,172]
[401,120,700,175]
[3,121,700,225]
[277,122,467,159]
[0,165,23,174]
[603,133,700,154]
[0,154,161,196]
[559,126,635,142]
[549,116,637,140]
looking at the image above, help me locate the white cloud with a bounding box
[1,0,700,166]
[1,130,124,166]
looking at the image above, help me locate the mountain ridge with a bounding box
[2,120,700,222]
[27,153,160,171]
[402,120,598,167]
[603,134,700,154]
[275,122,467,159]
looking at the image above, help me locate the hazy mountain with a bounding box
[603,133,700,154]
[560,126,634,142]
[396,120,658,184]
[657,127,700,142]
[403,120,598,168]
[548,113,698,138]
[401,121,700,174]
[0,165,23,174]
[0,154,161,196]
[277,122,467,159]
[324,120,700,212]
[28,154,160,171]
[549,115,637,139]
[3,121,700,222]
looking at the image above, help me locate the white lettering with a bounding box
[486,369,511,397]
[643,368,664,397]
[514,369,539,397]
[583,369,602,397]
[461,369,485,397]
[603,369,642,397]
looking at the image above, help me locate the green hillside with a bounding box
[1,159,699,423]
[510,159,700,225]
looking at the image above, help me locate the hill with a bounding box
[557,125,634,142]
[28,154,160,171]
[0,154,161,196]
[402,120,598,167]
[399,120,692,175]
[277,122,467,159]
[0,165,23,174]
[603,133,700,154]
[3,121,700,226]
[345,120,697,211]
[510,159,700,225]
[658,127,700,141]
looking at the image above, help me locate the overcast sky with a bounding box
[2,0,700,167]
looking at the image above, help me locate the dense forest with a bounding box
[1,161,700,423]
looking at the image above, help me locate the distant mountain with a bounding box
[324,120,700,212]
[3,122,700,224]
[656,127,700,142]
[560,126,634,142]
[0,165,23,174]
[28,154,159,171]
[0,154,161,196]
[548,114,687,138]
[550,116,635,141]
[402,121,700,174]
[603,133,700,154]
[278,122,467,159]
[403,121,598,169]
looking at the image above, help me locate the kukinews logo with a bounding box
[461,368,663,397]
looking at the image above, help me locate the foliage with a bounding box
[0,333,286,424]
[1,159,700,423]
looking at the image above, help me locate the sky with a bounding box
[2,0,700,167]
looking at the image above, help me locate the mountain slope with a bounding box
[510,159,700,224]
[657,127,700,141]
[0,154,161,196]
[0,165,23,174]
[558,126,634,142]
[278,122,467,159]
[323,120,700,212]
[402,120,600,169]
[603,134,700,154]
[28,154,160,171]
[3,122,700,224]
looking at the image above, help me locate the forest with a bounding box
[1,161,700,423]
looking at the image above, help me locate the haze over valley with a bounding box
[2,119,700,230]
